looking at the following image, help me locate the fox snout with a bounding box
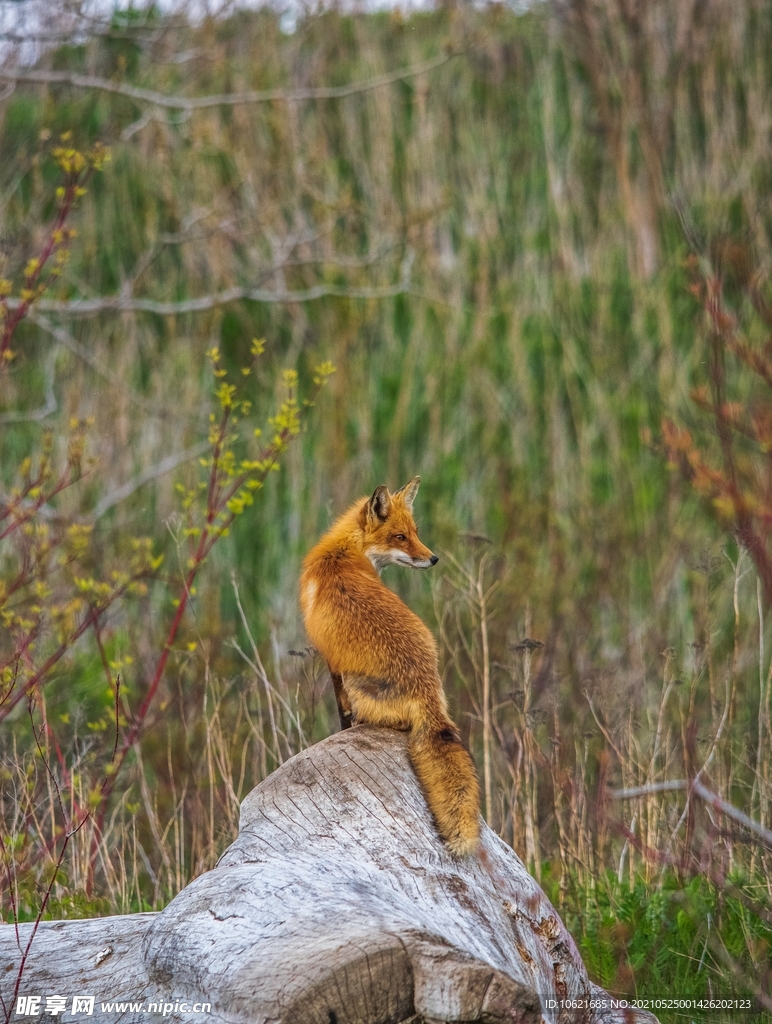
[405,549,438,570]
[393,544,436,570]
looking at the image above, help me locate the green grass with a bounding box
[547,868,772,1023]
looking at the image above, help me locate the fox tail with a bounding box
[407,721,481,856]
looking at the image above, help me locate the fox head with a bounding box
[359,476,439,573]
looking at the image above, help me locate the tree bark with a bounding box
[1,727,659,1024]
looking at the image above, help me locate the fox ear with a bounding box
[366,485,391,523]
[394,475,421,510]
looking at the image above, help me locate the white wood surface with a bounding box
[2,726,658,1024]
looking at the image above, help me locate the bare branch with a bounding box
[0,52,462,111]
[29,313,195,421]
[691,778,772,849]
[10,250,415,318]
[90,442,209,521]
[611,778,772,848]
[119,109,154,141]
[611,779,690,799]
[0,408,207,528]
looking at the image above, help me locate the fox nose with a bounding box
[430,554,439,566]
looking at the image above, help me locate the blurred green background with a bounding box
[1,0,771,1014]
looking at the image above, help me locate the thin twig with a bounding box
[90,443,209,520]
[6,251,416,317]
[29,313,189,422]
[0,51,462,111]
[611,779,772,848]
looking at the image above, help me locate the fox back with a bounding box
[300,477,481,857]
[300,478,439,685]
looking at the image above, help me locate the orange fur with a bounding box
[300,477,481,856]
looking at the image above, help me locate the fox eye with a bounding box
[394,534,406,541]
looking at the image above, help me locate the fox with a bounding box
[300,476,481,857]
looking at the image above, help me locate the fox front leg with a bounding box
[330,670,353,730]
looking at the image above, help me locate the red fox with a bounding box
[300,476,481,856]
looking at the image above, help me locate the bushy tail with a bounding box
[408,722,481,856]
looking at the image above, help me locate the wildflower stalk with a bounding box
[88,350,335,871]
[0,138,109,368]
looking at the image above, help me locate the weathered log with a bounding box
[2,727,658,1024]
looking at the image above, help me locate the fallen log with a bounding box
[1,727,658,1024]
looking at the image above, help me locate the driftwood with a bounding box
[2,727,658,1024]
